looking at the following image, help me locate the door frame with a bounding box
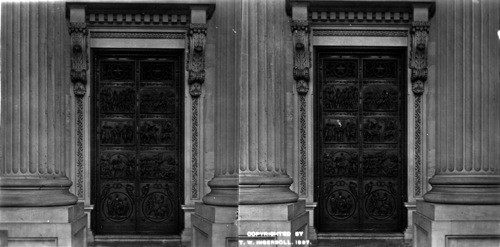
[307,29,424,239]
[90,49,186,235]
[288,2,433,240]
[67,4,212,241]
[313,47,408,233]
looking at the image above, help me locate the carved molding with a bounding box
[69,22,88,90]
[291,20,310,197]
[69,22,88,199]
[187,23,206,199]
[313,29,408,37]
[410,21,430,95]
[75,97,85,198]
[414,96,423,196]
[191,98,200,199]
[90,32,185,39]
[87,12,189,27]
[291,20,310,94]
[309,10,412,25]
[410,21,429,196]
[187,23,207,97]
[298,96,307,196]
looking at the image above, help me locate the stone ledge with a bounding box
[414,201,500,247]
[193,202,237,223]
[0,207,87,247]
[0,202,84,223]
[192,204,238,247]
[317,232,404,240]
[417,200,500,221]
[238,200,306,221]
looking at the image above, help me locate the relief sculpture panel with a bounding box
[324,118,358,143]
[100,120,135,145]
[99,152,136,179]
[362,117,400,143]
[323,86,358,111]
[362,86,400,112]
[363,60,398,79]
[100,62,135,81]
[140,89,177,114]
[140,62,175,81]
[100,87,135,113]
[322,151,359,177]
[139,120,176,145]
[363,150,400,177]
[324,60,357,79]
[138,153,177,179]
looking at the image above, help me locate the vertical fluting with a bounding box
[203,0,297,206]
[202,0,241,206]
[424,0,500,204]
[238,0,291,175]
[214,0,239,177]
[237,0,297,204]
[0,2,77,206]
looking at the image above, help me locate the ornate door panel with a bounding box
[92,51,183,235]
[315,50,405,232]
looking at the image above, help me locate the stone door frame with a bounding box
[313,47,409,233]
[287,1,434,239]
[66,3,213,240]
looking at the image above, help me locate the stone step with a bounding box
[313,239,411,247]
[91,235,183,247]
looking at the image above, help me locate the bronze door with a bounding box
[92,51,183,235]
[315,49,406,232]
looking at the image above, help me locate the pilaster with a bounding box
[0,1,77,207]
[201,0,239,207]
[0,2,86,246]
[415,0,500,246]
[236,0,298,206]
[194,1,308,246]
[423,0,500,205]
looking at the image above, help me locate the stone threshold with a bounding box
[92,235,183,247]
[318,232,405,240]
[95,235,181,240]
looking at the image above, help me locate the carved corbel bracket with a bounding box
[69,22,88,96]
[188,23,207,97]
[410,21,430,95]
[291,20,310,95]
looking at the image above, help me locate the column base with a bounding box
[238,175,299,204]
[191,202,238,247]
[181,204,195,245]
[238,200,310,245]
[424,175,500,204]
[413,200,500,247]
[404,201,417,240]
[0,202,87,247]
[0,177,78,206]
[202,176,238,206]
[306,202,318,241]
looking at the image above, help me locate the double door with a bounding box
[92,51,183,235]
[315,49,406,232]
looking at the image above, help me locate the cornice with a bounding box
[66,2,216,21]
[287,0,435,18]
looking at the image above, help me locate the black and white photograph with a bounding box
[0,0,499,246]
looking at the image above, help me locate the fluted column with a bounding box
[424,0,500,204]
[237,0,297,204]
[201,0,240,206]
[0,2,77,206]
[203,0,297,206]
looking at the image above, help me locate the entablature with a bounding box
[286,0,435,25]
[67,1,215,28]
